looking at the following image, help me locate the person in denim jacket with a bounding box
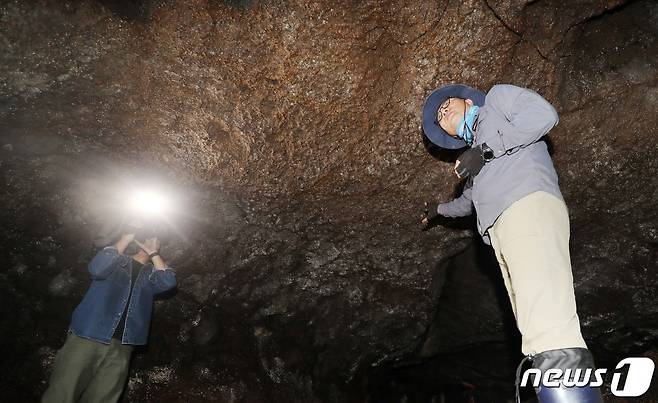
[42,223,176,403]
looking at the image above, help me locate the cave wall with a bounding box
[1,0,656,401]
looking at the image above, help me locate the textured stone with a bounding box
[0,0,656,402]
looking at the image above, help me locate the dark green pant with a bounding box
[42,332,133,403]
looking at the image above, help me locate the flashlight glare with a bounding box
[130,190,169,216]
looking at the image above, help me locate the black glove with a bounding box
[424,202,440,221]
[455,143,494,178]
[421,202,442,230]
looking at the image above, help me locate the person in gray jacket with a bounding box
[420,84,602,403]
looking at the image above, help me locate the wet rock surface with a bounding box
[0,0,656,402]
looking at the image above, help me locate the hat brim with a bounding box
[422,84,486,149]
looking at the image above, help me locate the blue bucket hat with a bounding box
[422,84,486,149]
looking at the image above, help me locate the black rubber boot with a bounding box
[532,348,603,403]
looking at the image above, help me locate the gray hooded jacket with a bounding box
[437,84,564,245]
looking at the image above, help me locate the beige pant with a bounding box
[488,191,587,356]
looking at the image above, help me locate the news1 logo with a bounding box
[610,358,655,397]
[520,357,655,397]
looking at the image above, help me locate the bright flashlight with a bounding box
[129,189,170,216]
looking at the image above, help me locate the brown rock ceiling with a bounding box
[0,0,656,401]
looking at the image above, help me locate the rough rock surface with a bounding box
[0,0,656,402]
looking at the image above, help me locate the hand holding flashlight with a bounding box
[134,237,160,255]
[115,220,143,254]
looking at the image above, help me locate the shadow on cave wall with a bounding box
[97,0,159,21]
[97,0,256,21]
[363,240,527,402]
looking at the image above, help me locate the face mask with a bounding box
[456,105,479,146]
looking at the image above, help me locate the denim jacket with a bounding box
[69,246,177,345]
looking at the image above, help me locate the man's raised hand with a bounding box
[116,219,143,254]
[134,237,160,256]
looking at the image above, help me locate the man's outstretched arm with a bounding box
[422,185,474,229]
[437,185,474,217]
